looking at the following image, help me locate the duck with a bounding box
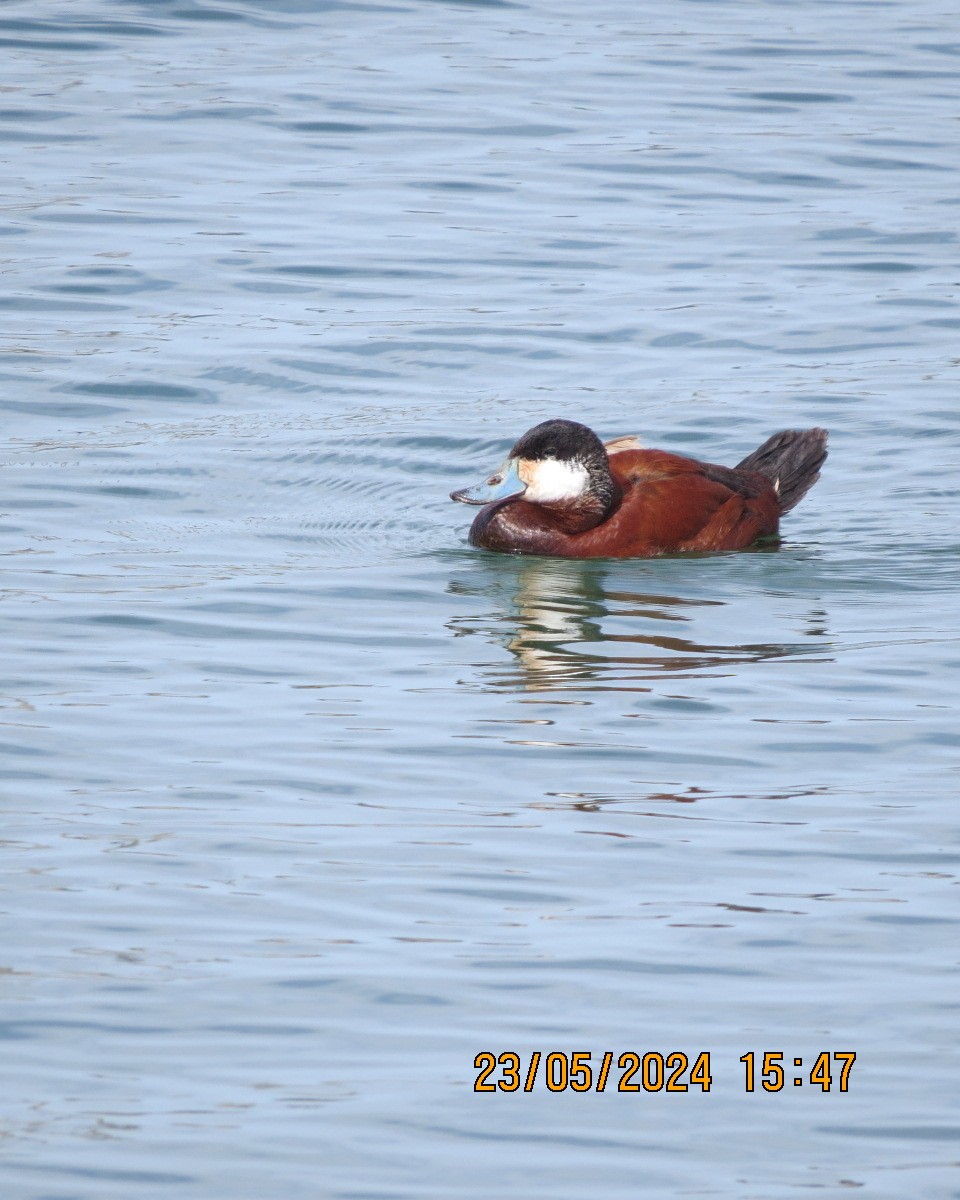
[450,418,827,558]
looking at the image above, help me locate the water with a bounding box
[3,1,960,1196]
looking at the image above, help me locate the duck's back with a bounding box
[587,449,780,556]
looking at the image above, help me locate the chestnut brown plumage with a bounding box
[451,420,827,559]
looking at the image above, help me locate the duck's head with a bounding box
[450,419,616,517]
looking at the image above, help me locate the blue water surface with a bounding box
[2,1,959,1197]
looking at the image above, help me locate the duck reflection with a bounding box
[447,554,831,693]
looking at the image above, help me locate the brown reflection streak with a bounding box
[448,557,832,693]
[540,783,832,812]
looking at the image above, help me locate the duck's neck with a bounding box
[538,473,620,533]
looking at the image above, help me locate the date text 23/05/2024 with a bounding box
[473,1051,856,1094]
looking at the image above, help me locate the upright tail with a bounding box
[736,428,828,514]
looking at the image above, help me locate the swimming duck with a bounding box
[451,418,827,558]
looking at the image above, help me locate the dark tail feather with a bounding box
[736,428,828,514]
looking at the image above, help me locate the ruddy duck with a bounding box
[451,418,827,558]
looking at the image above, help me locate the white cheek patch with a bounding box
[521,457,590,503]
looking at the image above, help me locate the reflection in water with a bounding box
[448,555,833,692]
[537,783,835,812]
